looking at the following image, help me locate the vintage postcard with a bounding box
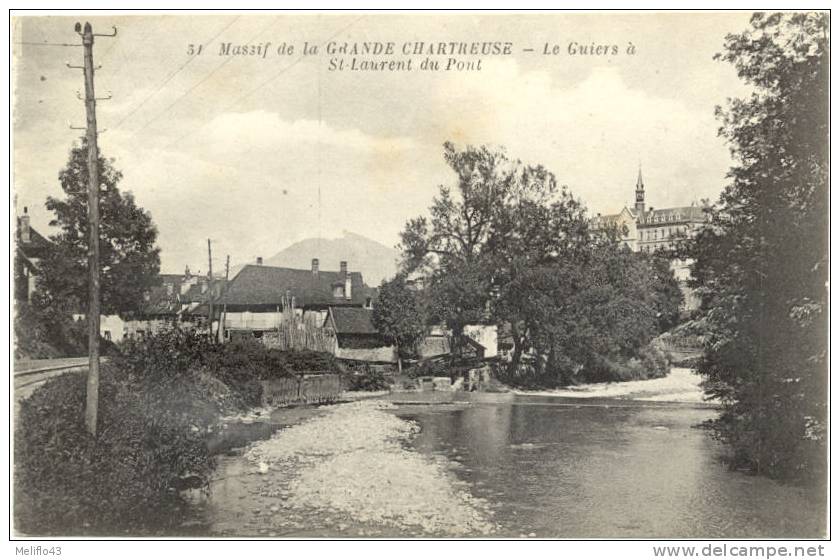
[10,11,829,543]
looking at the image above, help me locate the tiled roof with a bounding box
[328,307,379,335]
[222,264,373,307]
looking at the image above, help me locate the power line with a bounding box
[13,41,82,47]
[129,16,281,137]
[111,16,240,130]
[132,56,236,135]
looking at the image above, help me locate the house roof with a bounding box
[222,264,373,307]
[328,306,379,335]
[17,219,52,258]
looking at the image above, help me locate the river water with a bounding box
[186,371,826,538]
[396,395,825,538]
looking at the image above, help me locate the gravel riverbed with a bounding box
[242,401,496,537]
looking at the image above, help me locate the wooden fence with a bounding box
[260,300,334,353]
[260,374,342,406]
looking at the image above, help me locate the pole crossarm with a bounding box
[93,26,118,37]
[77,90,112,101]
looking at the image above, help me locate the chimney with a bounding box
[345,270,352,301]
[340,261,348,277]
[256,256,263,265]
[20,207,30,244]
[311,258,319,277]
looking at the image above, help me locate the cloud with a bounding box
[97,63,733,273]
[420,60,732,214]
[201,111,416,154]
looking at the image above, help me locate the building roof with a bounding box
[637,205,707,226]
[16,218,52,258]
[328,306,379,335]
[222,264,373,308]
[592,210,630,227]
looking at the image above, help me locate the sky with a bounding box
[12,12,754,275]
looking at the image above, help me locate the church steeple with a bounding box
[634,165,645,213]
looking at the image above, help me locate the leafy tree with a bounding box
[687,13,828,480]
[372,275,426,372]
[400,142,591,368]
[400,143,676,383]
[643,253,684,332]
[503,230,671,386]
[36,141,161,317]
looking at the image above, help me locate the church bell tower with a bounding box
[635,165,646,213]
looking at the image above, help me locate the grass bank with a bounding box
[13,329,346,536]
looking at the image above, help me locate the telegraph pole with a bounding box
[71,22,116,437]
[217,254,230,342]
[207,239,214,337]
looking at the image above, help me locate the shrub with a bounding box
[14,301,117,359]
[344,371,390,391]
[276,349,343,375]
[14,368,215,535]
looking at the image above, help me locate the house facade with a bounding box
[95,268,224,342]
[218,258,376,340]
[15,208,51,303]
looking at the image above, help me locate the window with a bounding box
[333,285,344,298]
[365,297,373,308]
[103,330,111,341]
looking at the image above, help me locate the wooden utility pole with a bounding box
[207,239,214,337]
[73,22,116,437]
[216,255,230,342]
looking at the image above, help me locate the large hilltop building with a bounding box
[592,168,708,253]
[592,168,710,311]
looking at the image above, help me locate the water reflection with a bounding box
[398,396,825,538]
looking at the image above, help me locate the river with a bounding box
[183,369,826,538]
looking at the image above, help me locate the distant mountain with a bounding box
[255,232,399,286]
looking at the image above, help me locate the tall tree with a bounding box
[503,230,672,385]
[372,275,426,372]
[37,141,161,317]
[688,13,828,480]
[400,142,595,372]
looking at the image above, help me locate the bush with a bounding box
[14,368,215,535]
[344,371,390,391]
[276,349,343,375]
[14,301,117,359]
[14,328,352,535]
